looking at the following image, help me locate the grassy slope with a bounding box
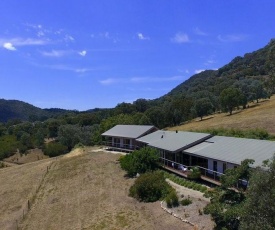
[0,158,53,230]
[168,95,275,135]
[1,148,190,230]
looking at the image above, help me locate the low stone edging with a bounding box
[160,200,197,228]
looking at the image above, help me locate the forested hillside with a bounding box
[0,99,78,122]
[0,39,275,160]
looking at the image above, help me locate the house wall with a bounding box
[208,159,238,175]
[111,137,134,149]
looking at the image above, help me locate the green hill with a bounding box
[0,99,78,123]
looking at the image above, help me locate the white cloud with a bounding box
[171,32,189,43]
[64,34,75,42]
[1,37,48,51]
[99,78,118,85]
[137,33,150,40]
[193,27,207,36]
[217,34,247,42]
[44,64,92,73]
[41,50,68,57]
[3,42,16,51]
[194,69,205,74]
[99,75,184,86]
[79,50,87,56]
[3,38,48,46]
[75,68,89,73]
[131,76,184,83]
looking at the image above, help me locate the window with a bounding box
[213,161,217,172]
[123,139,130,149]
[223,162,227,173]
[114,138,120,147]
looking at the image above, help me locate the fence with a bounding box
[10,160,55,230]
[160,157,248,189]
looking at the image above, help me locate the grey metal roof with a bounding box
[101,125,156,139]
[137,130,212,152]
[184,136,275,167]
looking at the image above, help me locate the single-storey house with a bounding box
[138,130,275,184]
[183,136,275,178]
[136,130,212,167]
[102,125,275,185]
[101,125,158,151]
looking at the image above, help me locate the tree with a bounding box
[250,80,267,103]
[133,98,149,113]
[58,124,82,151]
[204,159,254,229]
[194,98,213,120]
[220,87,242,115]
[240,156,275,230]
[120,147,159,177]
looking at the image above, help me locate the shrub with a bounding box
[165,190,179,208]
[129,171,172,202]
[120,147,159,177]
[181,198,192,206]
[43,142,68,157]
[187,167,201,180]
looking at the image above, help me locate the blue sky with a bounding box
[1,1,275,111]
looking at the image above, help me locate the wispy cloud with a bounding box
[40,49,69,57]
[217,34,247,42]
[137,33,150,40]
[194,69,205,74]
[79,50,87,56]
[171,32,189,43]
[3,42,16,51]
[99,75,184,85]
[193,27,207,36]
[1,37,48,47]
[131,76,184,83]
[99,78,119,85]
[64,34,75,42]
[39,64,93,73]
[1,37,49,51]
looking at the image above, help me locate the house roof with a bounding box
[184,136,275,167]
[137,130,212,153]
[101,125,156,139]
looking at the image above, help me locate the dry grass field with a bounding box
[0,158,53,230]
[1,148,200,230]
[4,149,49,164]
[169,95,275,135]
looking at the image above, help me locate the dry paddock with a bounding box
[0,148,204,230]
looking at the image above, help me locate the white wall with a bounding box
[207,159,238,175]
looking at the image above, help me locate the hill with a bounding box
[168,95,275,135]
[0,99,78,123]
[0,148,193,230]
[0,39,275,130]
[162,39,275,100]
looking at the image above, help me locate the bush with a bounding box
[181,198,192,206]
[129,171,172,202]
[120,147,159,177]
[43,142,68,157]
[187,167,201,180]
[165,190,179,208]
